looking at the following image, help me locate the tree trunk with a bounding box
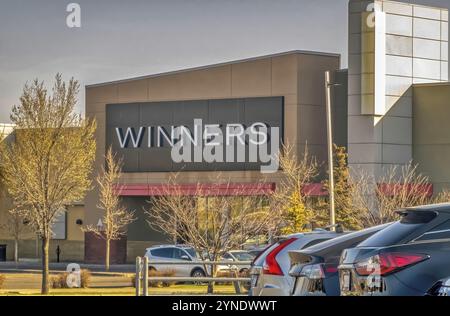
[41,237,50,294]
[105,239,110,272]
[207,265,216,294]
[14,238,19,263]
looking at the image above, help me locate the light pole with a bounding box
[325,71,338,230]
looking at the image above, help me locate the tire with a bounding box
[239,268,251,291]
[191,268,206,285]
[191,268,206,277]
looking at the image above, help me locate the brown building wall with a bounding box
[84,50,341,261]
[0,239,84,262]
[0,184,85,261]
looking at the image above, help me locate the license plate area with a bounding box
[340,270,352,292]
[251,275,259,288]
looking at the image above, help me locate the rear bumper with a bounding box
[251,274,292,296]
[292,275,339,296]
[339,268,425,296]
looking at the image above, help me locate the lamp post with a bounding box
[325,71,339,230]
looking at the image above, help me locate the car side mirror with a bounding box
[181,255,191,261]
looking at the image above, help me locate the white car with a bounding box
[249,230,345,296]
[217,250,255,275]
[144,244,207,277]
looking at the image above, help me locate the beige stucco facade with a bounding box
[0,201,85,261]
[413,82,450,195]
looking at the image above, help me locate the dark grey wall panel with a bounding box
[106,96,284,172]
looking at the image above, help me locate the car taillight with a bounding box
[262,238,297,276]
[301,264,325,279]
[295,263,337,279]
[251,244,273,265]
[355,252,429,276]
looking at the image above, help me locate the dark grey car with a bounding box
[428,277,450,296]
[289,223,391,296]
[338,203,450,296]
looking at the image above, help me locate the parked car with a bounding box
[217,250,254,274]
[289,223,391,296]
[427,277,450,296]
[248,247,268,258]
[249,230,345,296]
[338,203,450,296]
[144,244,207,277]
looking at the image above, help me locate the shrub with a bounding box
[131,269,175,288]
[50,269,91,289]
[0,274,5,289]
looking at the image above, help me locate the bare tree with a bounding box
[271,143,318,234]
[0,208,29,263]
[84,148,135,271]
[145,173,277,293]
[0,74,96,294]
[349,162,431,227]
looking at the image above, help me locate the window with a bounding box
[359,212,436,247]
[51,211,67,240]
[173,248,190,260]
[414,220,450,242]
[151,247,174,258]
[301,238,332,249]
[231,252,254,261]
[184,247,198,259]
[222,253,233,260]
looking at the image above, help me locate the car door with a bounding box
[172,248,192,277]
[150,247,175,272]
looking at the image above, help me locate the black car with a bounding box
[288,223,391,296]
[338,203,450,296]
[427,277,450,296]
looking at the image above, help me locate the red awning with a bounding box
[114,182,330,197]
[114,182,433,198]
[377,183,433,198]
[114,183,277,196]
[302,183,328,197]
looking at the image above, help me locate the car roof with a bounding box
[146,244,194,250]
[289,223,392,256]
[252,232,344,267]
[279,230,345,240]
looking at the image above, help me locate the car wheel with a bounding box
[191,268,206,285]
[239,268,251,291]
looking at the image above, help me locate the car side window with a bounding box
[414,220,450,242]
[223,253,232,260]
[173,248,190,259]
[151,247,174,258]
[301,238,331,249]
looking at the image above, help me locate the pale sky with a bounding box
[0,0,449,122]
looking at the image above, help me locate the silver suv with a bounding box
[144,244,206,277]
[249,230,345,296]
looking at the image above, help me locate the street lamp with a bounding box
[325,71,341,231]
[97,218,104,231]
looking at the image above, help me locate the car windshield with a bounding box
[184,247,199,259]
[302,223,391,252]
[231,251,254,261]
[358,211,438,247]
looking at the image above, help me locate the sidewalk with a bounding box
[0,261,135,276]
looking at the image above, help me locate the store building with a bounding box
[84,51,347,263]
[1,0,449,263]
